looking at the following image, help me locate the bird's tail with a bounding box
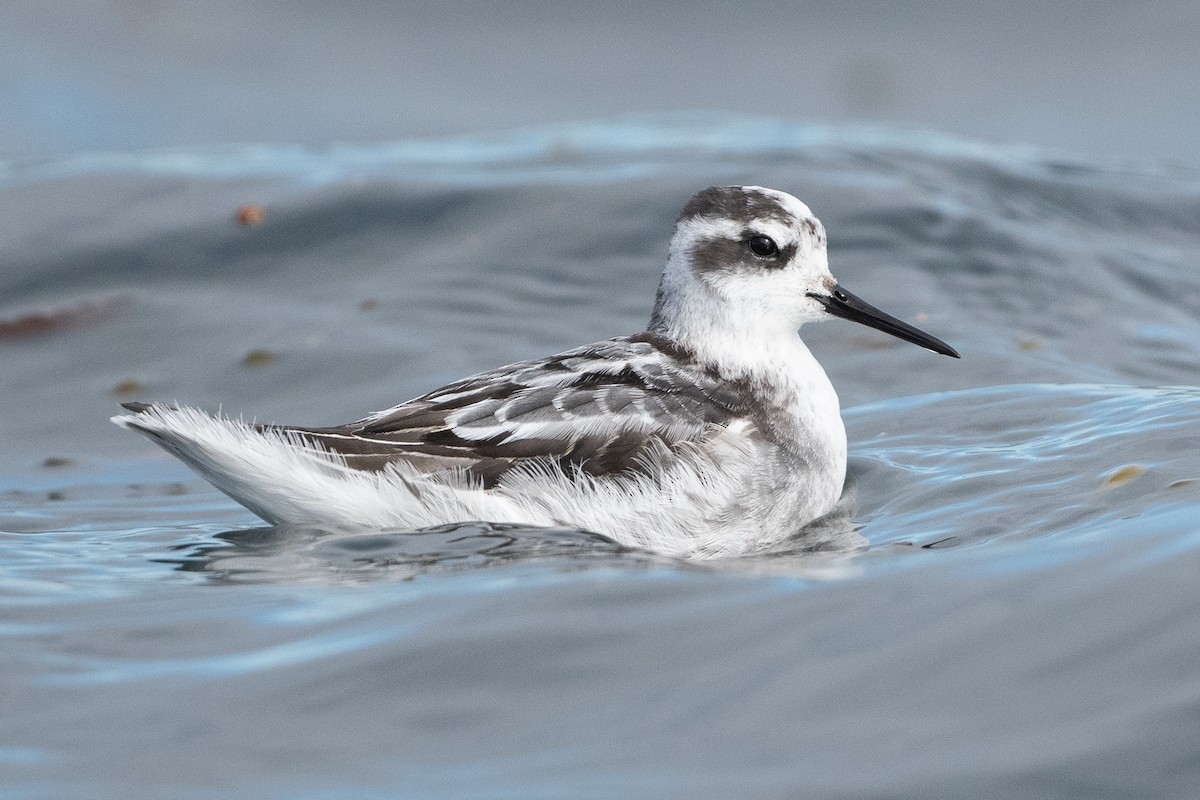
[113,404,367,525]
[111,403,516,528]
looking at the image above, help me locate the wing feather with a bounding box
[280,334,750,487]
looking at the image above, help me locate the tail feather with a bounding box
[111,404,523,528]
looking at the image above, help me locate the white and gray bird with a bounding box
[114,186,958,559]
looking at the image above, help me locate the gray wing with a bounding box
[282,333,751,487]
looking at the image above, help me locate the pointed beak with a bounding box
[807,285,960,358]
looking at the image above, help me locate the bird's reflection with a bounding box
[162,521,652,583]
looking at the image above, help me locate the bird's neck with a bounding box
[648,292,811,387]
[647,291,845,483]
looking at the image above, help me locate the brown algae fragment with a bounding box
[0,297,128,340]
[1101,465,1148,489]
[112,378,144,396]
[242,348,278,368]
[235,204,266,226]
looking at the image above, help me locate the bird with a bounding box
[114,186,958,559]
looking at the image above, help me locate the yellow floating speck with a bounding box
[1102,465,1147,489]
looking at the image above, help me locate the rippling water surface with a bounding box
[3,118,1200,799]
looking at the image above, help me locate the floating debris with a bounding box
[112,378,144,396]
[41,456,73,469]
[1101,465,1147,489]
[0,297,129,341]
[359,298,380,311]
[1167,479,1197,490]
[1018,338,1041,351]
[242,348,277,367]
[235,203,266,226]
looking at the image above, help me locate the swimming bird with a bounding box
[114,186,958,559]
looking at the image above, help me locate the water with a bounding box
[3,118,1200,798]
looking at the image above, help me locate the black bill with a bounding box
[807,285,960,358]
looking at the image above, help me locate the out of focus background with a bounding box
[2,0,1197,163]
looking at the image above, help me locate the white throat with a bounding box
[648,254,813,381]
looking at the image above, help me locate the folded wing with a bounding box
[280,334,749,487]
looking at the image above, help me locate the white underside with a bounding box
[113,405,843,559]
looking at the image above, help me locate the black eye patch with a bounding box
[687,233,796,276]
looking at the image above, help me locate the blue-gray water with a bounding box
[4,118,1200,798]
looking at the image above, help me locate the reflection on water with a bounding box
[167,522,645,583]
[165,505,870,584]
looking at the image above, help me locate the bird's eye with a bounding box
[747,235,778,257]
